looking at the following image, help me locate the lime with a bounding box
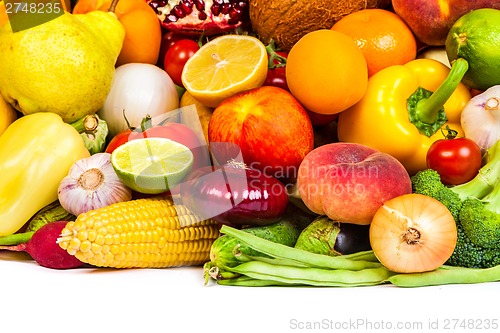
[446,8,500,90]
[111,138,194,194]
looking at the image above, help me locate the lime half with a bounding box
[111,138,194,194]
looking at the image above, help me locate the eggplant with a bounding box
[179,162,289,226]
[294,216,371,255]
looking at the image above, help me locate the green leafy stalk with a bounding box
[451,139,500,200]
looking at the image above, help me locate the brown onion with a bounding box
[369,193,457,273]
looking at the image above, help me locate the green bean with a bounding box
[216,275,298,287]
[388,265,500,287]
[220,225,381,271]
[341,250,380,262]
[227,260,394,287]
[234,252,310,267]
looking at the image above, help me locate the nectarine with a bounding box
[297,142,412,225]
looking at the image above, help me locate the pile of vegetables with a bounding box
[3,2,500,291]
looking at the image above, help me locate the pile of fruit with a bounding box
[1,0,500,288]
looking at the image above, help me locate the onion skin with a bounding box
[180,164,289,226]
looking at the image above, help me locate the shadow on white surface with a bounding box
[1,251,499,333]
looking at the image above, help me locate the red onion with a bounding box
[179,161,289,226]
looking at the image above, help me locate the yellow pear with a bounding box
[0,0,125,123]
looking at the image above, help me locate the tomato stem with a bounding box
[440,125,459,140]
[265,40,287,69]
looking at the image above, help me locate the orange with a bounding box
[286,29,368,115]
[331,9,417,77]
[73,0,162,67]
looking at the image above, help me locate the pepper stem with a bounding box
[107,0,120,13]
[407,58,469,137]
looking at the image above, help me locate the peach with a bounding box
[297,142,412,225]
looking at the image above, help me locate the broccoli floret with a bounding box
[447,223,500,268]
[411,169,462,220]
[458,184,500,249]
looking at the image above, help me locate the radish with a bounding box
[0,221,84,269]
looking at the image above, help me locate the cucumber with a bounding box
[209,218,305,269]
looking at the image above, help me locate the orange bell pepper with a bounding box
[337,58,472,175]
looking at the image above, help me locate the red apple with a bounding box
[297,142,412,225]
[208,86,314,183]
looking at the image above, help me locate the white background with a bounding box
[1,251,499,333]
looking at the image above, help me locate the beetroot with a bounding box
[0,221,84,269]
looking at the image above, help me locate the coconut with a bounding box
[249,0,391,51]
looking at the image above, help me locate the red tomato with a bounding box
[426,136,482,185]
[264,50,289,91]
[164,39,200,87]
[105,128,133,153]
[307,109,338,126]
[157,31,192,69]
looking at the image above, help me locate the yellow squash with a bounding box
[0,113,90,236]
[337,58,472,175]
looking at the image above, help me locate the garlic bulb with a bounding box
[58,153,132,216]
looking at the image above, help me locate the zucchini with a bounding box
[209,218,305,269]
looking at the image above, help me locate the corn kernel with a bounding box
[91,243,102,255]
[95,233,105,246]
[87,229,97,242]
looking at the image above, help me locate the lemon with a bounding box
[446,8,500,90]
[111,138,194,194]
[181,34,268,108]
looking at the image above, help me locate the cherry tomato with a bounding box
[426,135,482,185]
[105,128,133,153]
[264,50,289,91]
[164,39,200,87]
[157,31,191,68]
[307,109,338,126]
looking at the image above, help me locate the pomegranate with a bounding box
[147,0,250,35]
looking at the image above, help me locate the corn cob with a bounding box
[57,196,220,268]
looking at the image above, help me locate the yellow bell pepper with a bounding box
[0,112,90,236]
[337,58,472,175]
